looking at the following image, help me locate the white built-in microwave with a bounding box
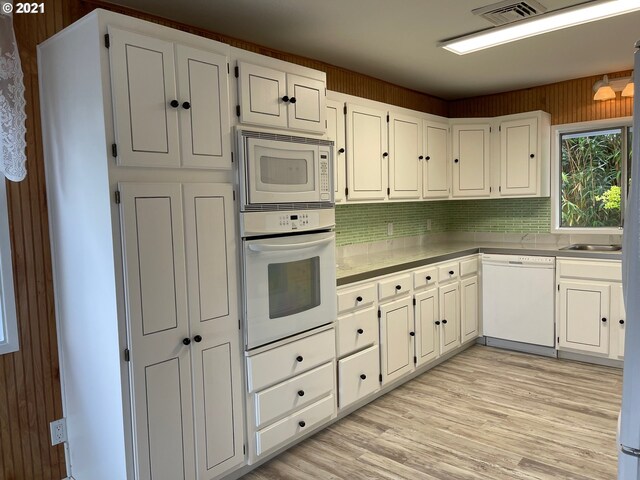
[237,129,334,210]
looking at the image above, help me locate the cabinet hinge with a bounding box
[234,66,239,78]
[379,374,383,383]
[232,190,236,201]
[238,319,241,330]
[325,120,327,129]
[499,125,502,132]
[387,187,390,195]
[412,298,416,306]
[231,151,234,163]
[124,348,130,362]
[236,105,241,117]
[558,284,560,291]
[104,34,110,48]
[343,105,347,115]
[114,190,121,204]
[377,309,381,318]
[499,186,502,193]
[111,143,117,158]
[489,126,492,133]
[489,186,492,193]
[557,336,560,344]
[227,63,230,74]
[386,114,390,123]
[345,187,348,197]
[414,356,417,364]
[243,444,246,455]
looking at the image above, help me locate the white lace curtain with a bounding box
[0,1,26,182]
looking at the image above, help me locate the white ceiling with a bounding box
[109,0,640,100]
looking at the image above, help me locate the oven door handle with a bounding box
[248,236,333,252]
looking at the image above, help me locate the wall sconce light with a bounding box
[593,74,634,101]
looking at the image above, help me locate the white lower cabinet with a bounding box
[414,287,439,366]
[379,296,414,385]
[460,276,479,343]
[338,345,381,408]
[612,284,626,359]
[336,306,378,358]
[439,282,461,355]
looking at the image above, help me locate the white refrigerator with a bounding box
[619,41,640,480]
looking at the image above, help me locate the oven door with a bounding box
[245,137,320,204]
[243,231,336,349]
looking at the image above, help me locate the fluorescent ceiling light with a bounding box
[440,0,640,55]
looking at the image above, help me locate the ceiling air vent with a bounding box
[472,0,547,26]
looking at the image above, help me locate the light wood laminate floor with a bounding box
[243,346,623,480]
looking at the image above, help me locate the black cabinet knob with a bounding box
[170,100,180,108]
[193,335,202,343]
[182,338,191,345]
[425,156,431,161]
[182,101,191,110]
[620,319,625,325]
[338,148,345,154]
[360,374,367,380]
[602,317,607,323]
[298,421,306,428]
[442,319,448,324]
[282,95,290,102]
[289,97,297,104]
[395,285,402,290]
[435,321,441,325]
[383,152,388,157]
[356,296,363,302]
[409,331,415,337]
[418,156,424,160]
[454,159,459,163]
[426,275,432,281]
[296,355,304,362]
[298,390,305,397]
[449,270,454,275]
[357,328,364,334]
[530,153,535,158]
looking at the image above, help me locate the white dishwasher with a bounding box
[482,254,556,356]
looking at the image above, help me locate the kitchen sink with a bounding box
[560,244,622,251]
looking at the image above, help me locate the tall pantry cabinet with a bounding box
[38,10,243,480]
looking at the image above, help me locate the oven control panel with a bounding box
[319,149,331,201]
[240,209,335,237]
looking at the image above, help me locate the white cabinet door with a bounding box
[286,73,326,133]
[327,100,346,203]
[460,276,479,343]
[175,45,231,169]
[558,281,610,355]
[414,288,439,366]
[108,27,180,168]
[119,183,195,480]
[439,283,461,355]
[500,117,537,196]
[422,121,450,199]
[237,62,287,129]
[452,124,491,197]
[388,113,421,199]
[611,284,626,359]
[379,297,414,384]
[346,103,388,201]
[182,184,244,478]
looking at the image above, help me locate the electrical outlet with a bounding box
[427,219,432,231]
[50,418,67,446]
[387,222,393,236]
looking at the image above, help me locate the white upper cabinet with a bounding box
[327,100,346,203]
[108,27,231,169]
[451,123,491,198]
[388,113,421,200]
[346,103,388,201]
[422,121,450,199]
[237,62,326,133]
[499,117,537,196]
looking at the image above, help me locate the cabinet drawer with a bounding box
[336,306,378,357]
[338,345,380,409]
[378,274,411,302]
[254,362,334,429]
[247,329,336,393]
[337,284,376,314]
[255,394,335,456]
[438,263,459,283]
[460,257,479,277]
[557,259,621,282]
[413,266,438,290]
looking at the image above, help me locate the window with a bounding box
[0,179,18,354]
[553,119,632,233]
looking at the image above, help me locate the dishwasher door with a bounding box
[482,256,556,347]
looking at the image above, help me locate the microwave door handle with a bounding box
[248,236,333,252]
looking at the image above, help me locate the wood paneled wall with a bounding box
[449,70,634,124]
[2,1,634,478]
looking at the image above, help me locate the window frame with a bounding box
[0,178,18,354]
[551,117,632,234]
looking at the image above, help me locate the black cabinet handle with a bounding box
[426,275,432,281]
[530,153,535,158]
[454,159,459,163]
[383,152,388,157]
[357,328,364,334]
[418,156,424,160]
[425,156,431,161]
[338,148,345,154]
[193,335,202,343]
[296,355,304,362]
[442,319,448,324]
[395,285,402,290]
[282,95,290,103]
[409,331,415,337]
[435,321,441,325]
[449,270,454,275]
[182,101,191,110]
[182,338,191,345]
[356,296,363,302]
[360,374,367,380]
[620,319,625,325]
[289,97,297,104]
[602,317,607,323]
[298,390,305,397]
[298,421,306,428]
[170,100,180,108]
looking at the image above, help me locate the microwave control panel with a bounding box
[240,209,335,237]
[319,149,331,200]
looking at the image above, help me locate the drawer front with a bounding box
[558,259,621,282]
[256,395,335,456]
[247,329,336,393]
[336,306,378,357]
[337,284,376,314]
[378,274,412,302]
[460,257,479,277]
[413,266,438,290]
[255,362,334,429]
[338,345,380,409]
[438,263,459,283]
